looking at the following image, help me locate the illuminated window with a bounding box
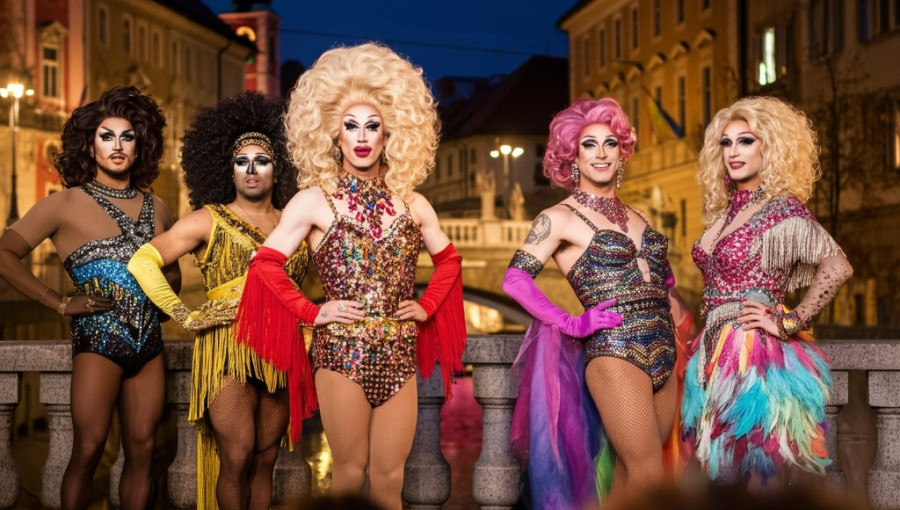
[236,26,257,41]
[758,27,777,85]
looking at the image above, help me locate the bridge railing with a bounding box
[1,336,899,509]
[439,219,533,249]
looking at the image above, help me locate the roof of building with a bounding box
[438,55,569,141]
[556,0,594,28]
[152,0,256,51]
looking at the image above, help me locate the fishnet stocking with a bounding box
[315,369,417,510]
[585,356,676,509]
[248,388,289,510]
[209,378,258,510]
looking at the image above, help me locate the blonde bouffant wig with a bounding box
[697,96,821,222]
[285,42,440,200]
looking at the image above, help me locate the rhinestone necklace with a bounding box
[334,173,395,238]
[572,189,629,232]
[713,188,765,243]
[85,179,138,199]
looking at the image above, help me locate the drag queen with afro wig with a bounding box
[233,43,466,510]
[128,92,305,509]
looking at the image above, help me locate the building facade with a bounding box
[0,0,254,340]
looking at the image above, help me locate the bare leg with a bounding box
[368,379,417,510]
[117,354,165,510]
[248,387,290,510]
[585,357,674,509]
[315,369,372,496]
[61,354,122,510]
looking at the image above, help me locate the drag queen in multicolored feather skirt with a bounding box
[682,96,853,486]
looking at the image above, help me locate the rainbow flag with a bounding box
[643,87,683,142]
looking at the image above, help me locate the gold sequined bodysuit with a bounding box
[190,204,308,509]
[312,193,422,406]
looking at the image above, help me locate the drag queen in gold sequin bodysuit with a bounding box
[128,93,304,510]
[233,43,466,510]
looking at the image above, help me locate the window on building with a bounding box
[677,75,686,131]
[810,0,844,59]
[171,40,179,76]
[448,154,454,178]
[470,147,477,164]
[701,65,712,125]
[654,86,663,145]
[152,31,161,67]
[653,0,662,36]
[758,26,777,85]
[41,45,59,99]
[122,17,132,54]
[185,46,194,82]
[701,0,711,10]
[137,25,147,61]
[98,5,108,46]
[583,38,590,76]
[631,8,639,49]
[676,0,685,24]
[858,0,900,42]
[599,28,606,68]
[614,18,622,59]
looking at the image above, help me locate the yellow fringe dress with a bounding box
[190,204,308,509]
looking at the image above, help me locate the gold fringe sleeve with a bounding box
[760,216,845,292]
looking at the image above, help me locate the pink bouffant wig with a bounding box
[543,98,637,190]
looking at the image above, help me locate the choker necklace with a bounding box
[86,179,138,199]
[334,173,395,238]
[572,189,628,232]
[713,188,765,242]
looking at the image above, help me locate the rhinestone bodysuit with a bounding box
[563,204,675,392]
[312,192,421,406]
[64,186,161,376]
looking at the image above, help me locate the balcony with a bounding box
[1,335,899,509]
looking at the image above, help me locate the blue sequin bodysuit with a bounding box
[63,186,162,375]
[563,204,675,392]
[311,192,421,406]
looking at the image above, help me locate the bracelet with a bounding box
[57,296,72,316]
[772,304,807,340]
[35,285,51,304]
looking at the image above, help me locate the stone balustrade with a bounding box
[1,336,898,509]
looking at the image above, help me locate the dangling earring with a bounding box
[381,150,388,166]
[333,144,342,162]
[571,161,580,185]
[616,159,624,189]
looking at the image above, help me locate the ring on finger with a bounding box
[337,303,345,311]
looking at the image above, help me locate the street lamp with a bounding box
[490,144,524,218]
[1,83,34,227]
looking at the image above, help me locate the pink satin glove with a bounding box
[502,267,622,338]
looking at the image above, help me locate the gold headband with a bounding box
[231,132,274,162]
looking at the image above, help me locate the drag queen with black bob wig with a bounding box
[128,92,305,509]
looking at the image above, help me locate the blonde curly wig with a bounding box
[697,96,820,222]
[285,42,440,200]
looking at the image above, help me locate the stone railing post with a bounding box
[0,373,19,509]
[165,340,197,509]
[835,370,877,507]
[868,370,900,510]
[466,335,523,510]
[40,372,73,510]
[402,368,450,509]
[273,445,311,505]
[825,369,848,489]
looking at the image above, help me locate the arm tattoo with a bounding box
[524,214,551,245]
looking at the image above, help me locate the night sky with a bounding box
[200,0,572,83]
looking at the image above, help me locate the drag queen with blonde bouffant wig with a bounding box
[682,96,853,487]
[233,43,466,510]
